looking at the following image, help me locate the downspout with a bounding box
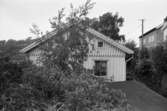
[126,54,134,63]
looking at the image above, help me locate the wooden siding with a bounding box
[28,34,127,81]
[28,48,42,66]
[88,38,125,57]
[83,56,126,81]
[84,38,126,81]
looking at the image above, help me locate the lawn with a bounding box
[108,80,167,111]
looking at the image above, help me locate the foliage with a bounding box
[0,0,133,111]
[151,45,167,96]
[133,45,167,96]
[0,57,23,95]
[37,0,132,110]
[0,38,36,63]
[29,24,43,38]
[90,12,125,41]
[135,59,159,91]
[139,47,149,60]
[151,46,167,76]
[125,40,138,80]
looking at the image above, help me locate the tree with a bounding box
[1,0,133,110]
[90,12,125,41]
[30,24,43,38]
[37,0,132,110]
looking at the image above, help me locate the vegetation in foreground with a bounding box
[0,0,133,111]
[126,41,167,98]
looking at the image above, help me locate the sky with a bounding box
[0,0,167,44]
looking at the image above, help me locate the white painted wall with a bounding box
[83,56,126,81]
[28,35,127,81]
[28,48,42,66]
[83,38,126,81]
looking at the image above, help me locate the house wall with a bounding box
[84,38,126,81]
[140,26,167,49]
[27,35,127,82]
[84,56,126,81]
[28,48,42,66]
[140,31,158,48]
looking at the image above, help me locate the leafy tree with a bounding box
[30,24,43,38]
[1,0,133,110]
[37,0,132,110]
[90,12,125,41]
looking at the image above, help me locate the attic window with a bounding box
[98,41,103,47]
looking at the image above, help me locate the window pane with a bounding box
[94,61,107,76]
[98,42,103,47]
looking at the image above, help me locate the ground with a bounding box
[108,80,167,111]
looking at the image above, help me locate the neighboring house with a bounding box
[139,20,167,49]
[20,28,133,81]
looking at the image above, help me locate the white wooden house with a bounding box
[20,28,133,81]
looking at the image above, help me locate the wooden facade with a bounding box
[21,28,133,82]
[139,21,167,49]
[83,37,126,81]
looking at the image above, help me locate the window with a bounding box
[94,60,107,76]
[98,41,103,47]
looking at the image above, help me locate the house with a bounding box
[20,28,134,81]
[139,19,167,49]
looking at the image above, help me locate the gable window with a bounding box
[94,60,107,76]
[98,41,103,47]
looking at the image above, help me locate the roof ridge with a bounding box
[20,27,134,54]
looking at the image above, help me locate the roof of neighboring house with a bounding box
[108,80,167,111]
[20,28,134,54]
[139,24,163,38]
[139,21,167,39]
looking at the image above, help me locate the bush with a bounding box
[135,59,159,91]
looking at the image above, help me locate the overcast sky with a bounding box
[0,0,167,44]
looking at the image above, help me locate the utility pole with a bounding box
[140,19,145,49]
[139,19,145,60]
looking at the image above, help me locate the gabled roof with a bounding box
[139,21,167,38]
[87,28,133,54]
[20,28,134,54]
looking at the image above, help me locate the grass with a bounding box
[107,80,167,111]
